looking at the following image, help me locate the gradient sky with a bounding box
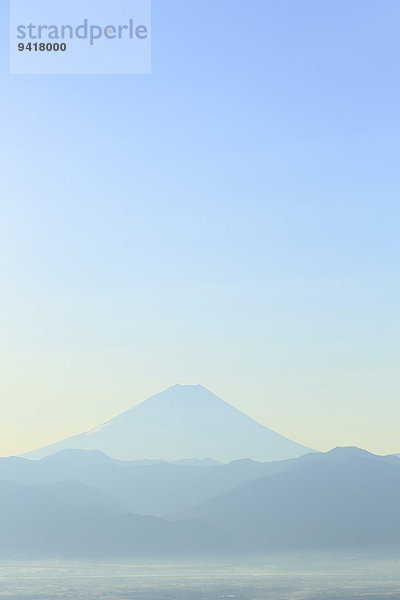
[1,0,399,457]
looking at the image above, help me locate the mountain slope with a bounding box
[177,448,400,550]
[23,385,312,462]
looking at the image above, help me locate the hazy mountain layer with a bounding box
[177,448,400,550]
[0,480,233,558]
[0,449,293,517]
[1,448,400,557]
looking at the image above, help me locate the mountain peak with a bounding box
[132,384,229,414]
[147,384,220,398]
[170,384,205,389]
[326,446,377,459]
[23,385,313,463]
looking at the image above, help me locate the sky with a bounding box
[0,0,399,457]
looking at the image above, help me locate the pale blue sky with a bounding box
[1,0,399,456]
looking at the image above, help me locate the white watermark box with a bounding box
[10,0,151,74]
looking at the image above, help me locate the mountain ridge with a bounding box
[174,448,400,550]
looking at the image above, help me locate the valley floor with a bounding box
[0,553,400,599]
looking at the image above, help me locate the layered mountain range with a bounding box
[2,385,399,558]
[1,447,400,557]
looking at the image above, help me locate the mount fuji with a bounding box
[24,385,313,462]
